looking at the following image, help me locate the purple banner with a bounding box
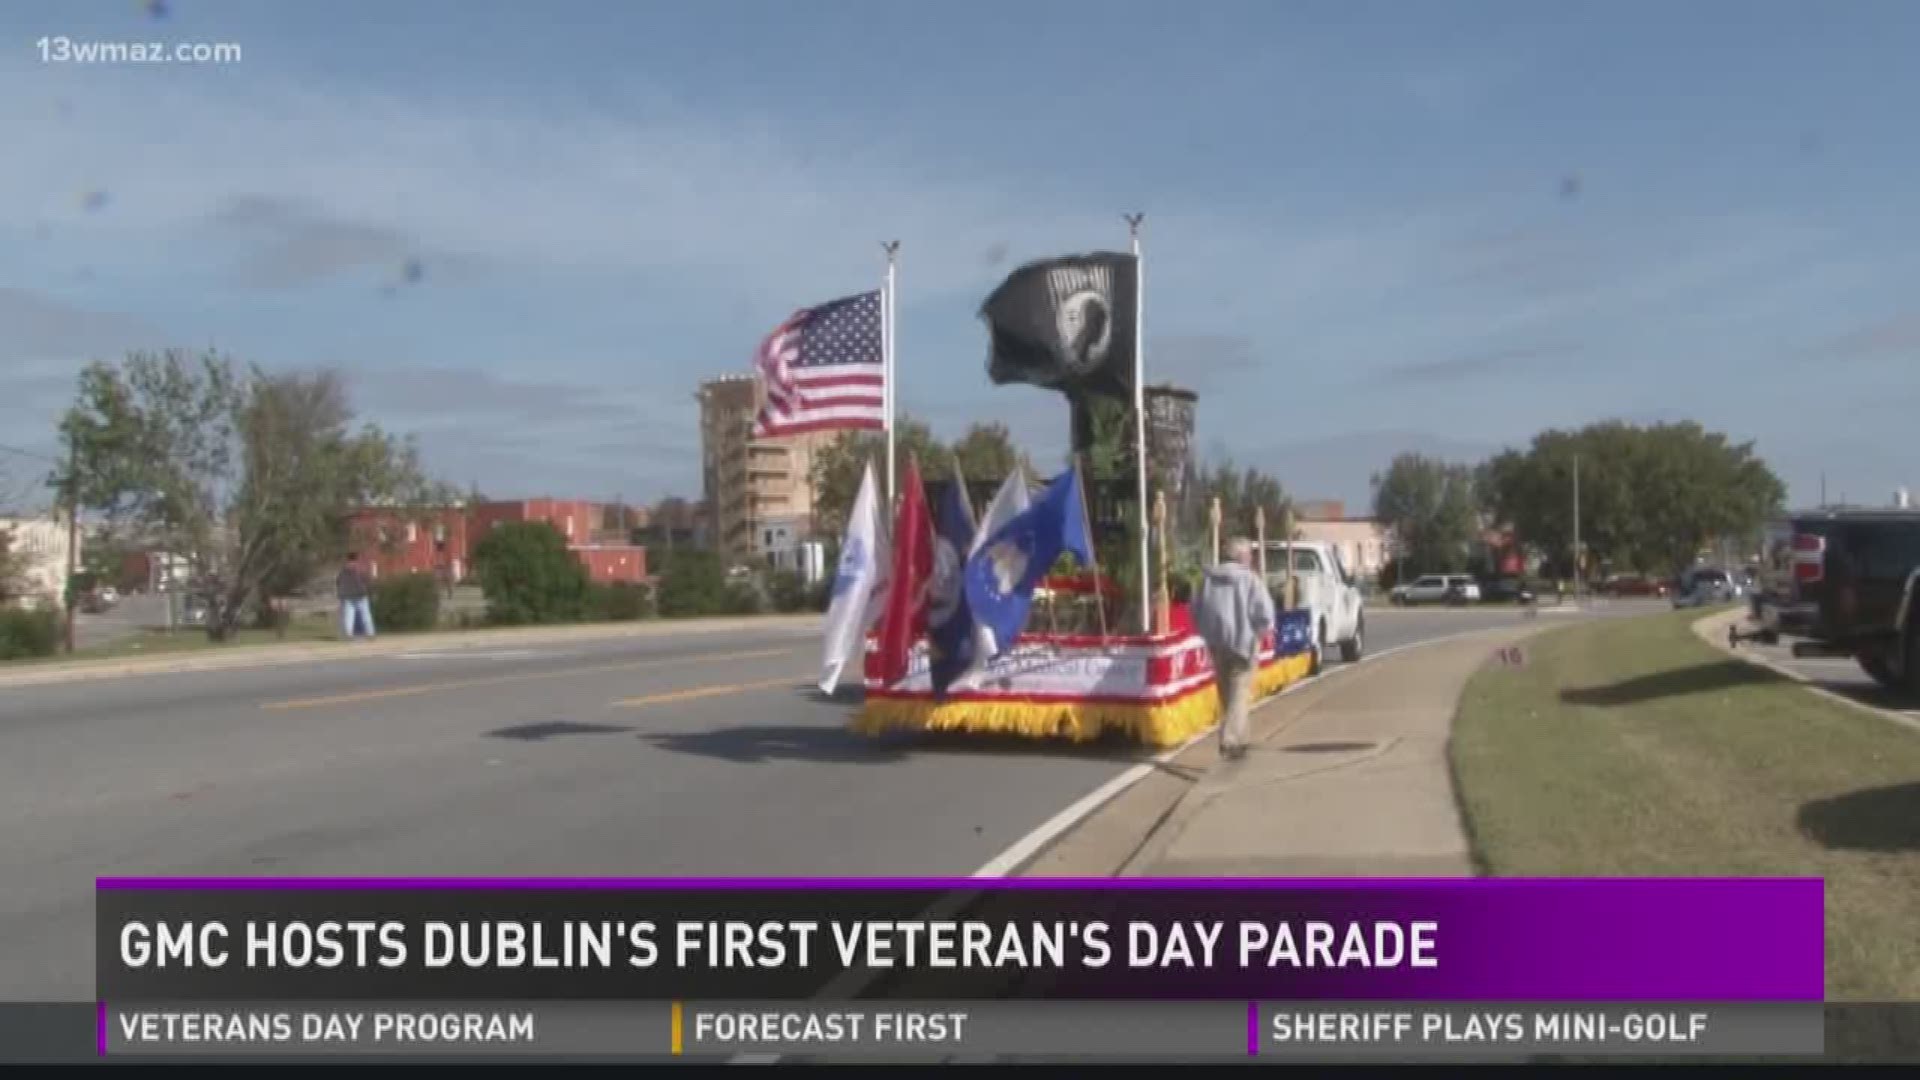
[96,877,1823,1002]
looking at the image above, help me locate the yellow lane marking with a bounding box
[611,675,801,708]
[260,647,797,711]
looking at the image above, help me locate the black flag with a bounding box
[980,252,1139,398]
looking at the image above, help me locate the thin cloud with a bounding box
[205,194,481,289]
[1375,343,1580,386]
[0,287,161,364]
[1813,313,1920,360]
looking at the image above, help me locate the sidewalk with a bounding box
[0,613,821,689]
[1108,625,1547,877]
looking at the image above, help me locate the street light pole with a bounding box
[1571,453,1581,606]
[62,434,79,654]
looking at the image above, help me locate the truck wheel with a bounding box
[1905,632,1920,699]
[1340,617,1364,663]
[1858,655,1900,690]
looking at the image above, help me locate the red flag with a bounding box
[875,459,934,686]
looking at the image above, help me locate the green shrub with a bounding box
[600,581,651,621]
[371,572,442,632]
[0,607,60,660]
[767,570,811,613]
[725,581,764,615]
[656,551,728,618]
[473,521,591,625]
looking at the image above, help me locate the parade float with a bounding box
[853,607,1315,748]
[845,231,1318,748]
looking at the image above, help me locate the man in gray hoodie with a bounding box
[1193,537,1276,759]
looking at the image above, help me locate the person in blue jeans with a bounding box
[336,552,375,639]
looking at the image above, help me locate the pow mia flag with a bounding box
[981,251,1139,398]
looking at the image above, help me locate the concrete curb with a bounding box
[0,614,823,689]
[1692,609,1920,736]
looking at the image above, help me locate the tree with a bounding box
[1187,458,1293,552]
[809,417,944,539]
[472,520,591,624]
[949,422,1025,483]
[60,350,442,640]
[1372,452,1480,576]
[1478,421,1785,577]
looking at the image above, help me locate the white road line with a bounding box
[391,649,546,661]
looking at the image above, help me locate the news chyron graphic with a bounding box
[76,877,1830,1061]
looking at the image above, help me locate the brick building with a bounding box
[347,499,648,587]
[348,507,471,583]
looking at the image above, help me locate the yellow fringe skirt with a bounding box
[853,651,1315,749]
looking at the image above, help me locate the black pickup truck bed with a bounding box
[1759,509,1920,695]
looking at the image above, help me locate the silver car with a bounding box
[1672,567,1739,608]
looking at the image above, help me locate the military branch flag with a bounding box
[818,460,890,694]
[874,458,934,687]
[752,289,886,437]
[963,468,1095,663]
[926,458,979,699]
[980,252,1139,399]
[950,466,1030,692]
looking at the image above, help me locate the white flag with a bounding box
[819,461,890,694]
[952,467,1032,690]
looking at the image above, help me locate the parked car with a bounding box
[1259,540,1365,672]
[1671,566,1740,608]
[1604,574,1669,598]
[1391,574,1481,605]
[1760,509,1920,695]
[1480,577,1530,603]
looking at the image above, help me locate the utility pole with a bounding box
[62,434,80,654]
[1571,453,1581,606]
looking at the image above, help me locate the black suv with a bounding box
[1759,509,1920,695]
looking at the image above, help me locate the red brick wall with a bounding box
[573,546,647,583]
[355,500,642,587]
[471,500,598,546]
[348,509,471,582]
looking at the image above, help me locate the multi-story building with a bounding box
[696,375,836,567]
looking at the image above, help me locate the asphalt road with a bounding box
[1,605,1569,999]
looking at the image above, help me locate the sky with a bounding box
[4,0,1917,513]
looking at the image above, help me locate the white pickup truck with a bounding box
[1259,540,1366,673]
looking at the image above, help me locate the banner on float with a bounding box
[864,612,1313,701]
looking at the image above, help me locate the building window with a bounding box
[407,522,418,544]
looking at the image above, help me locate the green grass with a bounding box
[12,614,353,665]
[1453,609,1920,1002]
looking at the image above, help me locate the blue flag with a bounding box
[927,472,978,697]
[962,468,1094,660]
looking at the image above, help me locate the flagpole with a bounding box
[882,240,900,505]
[1126,212,1150,635]
[1073,453,1111,641]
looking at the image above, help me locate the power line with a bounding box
[0,441,62,465]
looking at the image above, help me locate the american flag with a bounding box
[752,290,886,438]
